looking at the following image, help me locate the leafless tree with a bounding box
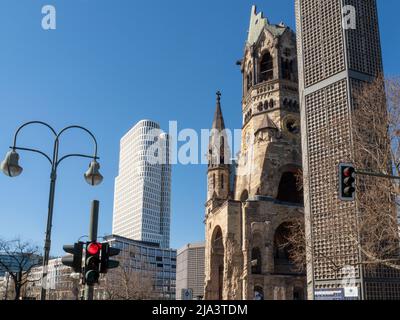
[287,76,400,274]
[351,76,400,271]
[99,248,158,300]
[0,238,42,300]
[100,257,157,300]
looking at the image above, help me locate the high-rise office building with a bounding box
[296,0,400,299]
[176,242,205,300]
[113,120,171,248]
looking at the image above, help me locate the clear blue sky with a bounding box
[0,0,399,256]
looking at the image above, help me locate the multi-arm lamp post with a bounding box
[0,121,103,300]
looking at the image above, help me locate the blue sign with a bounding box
[314,288,345,300]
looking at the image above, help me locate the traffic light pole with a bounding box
[84,200,99,301]
[355,170,400,180]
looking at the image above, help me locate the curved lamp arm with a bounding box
[7,121,100,173]
[56,125,99,159]
[11,146,53,165]
[12,121,57,148]
[56,153,100,169]
[10,121,58,165]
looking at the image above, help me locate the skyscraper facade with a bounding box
[113,120,171,248]
[296,0,400,299]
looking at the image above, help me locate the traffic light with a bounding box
[100,242,121,274]
[339,163,356,201]
[61,242,83,273]
[84,242,101,285]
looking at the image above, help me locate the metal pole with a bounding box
[84,200,99,301]
[6,121,100,301]
[356,170,400,180]
[40,168,57,300]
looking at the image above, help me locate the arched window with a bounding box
[260,52,273,82]
[293,287,304,300]
[276,172,303,204]
[212,174,216,190]
[258,102,263,112]
[251,247,262,274]
[247,72,253,90]
[269,99,274,109]
[220,136,225,164]
[210,226,224,300]
[274,222,295,274]
[282,58,291,80]
[221,174,224,189]
[254,286,264,300]
[240,190,249,202]
[274,223,291,260]
[283,99,288,108]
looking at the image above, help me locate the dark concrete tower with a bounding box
[296,0,400,299]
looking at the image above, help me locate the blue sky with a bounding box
[0,0,399,256]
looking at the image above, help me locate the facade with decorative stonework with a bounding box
[204,6,306,300]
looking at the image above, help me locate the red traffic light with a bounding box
[339,163,356,201]
[343,167,354,177]
[87,242,101,255]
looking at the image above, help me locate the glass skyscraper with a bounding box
[113,120,171,248]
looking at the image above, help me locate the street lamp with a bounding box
[84,160,103,186]
[1,150,23,177]
[1,121,103,300]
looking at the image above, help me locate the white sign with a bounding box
[344,286,359,298]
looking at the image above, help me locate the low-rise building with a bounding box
[99,235,176,300]
[176,242,205,300]
[23,235,177,300]
[26,258,80,300]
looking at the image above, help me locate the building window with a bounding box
[254,286,264,300]
[282,58,294,80]
[220,136,225,164]
[294,287,304,300]
[221,174,224,189]
[247,72,253,90]
[273,222,296,275]
[240,190,249,202]
[276,172,303,204]
[251,247,262,274]
[269,99,274,109]
[260,52,273,82]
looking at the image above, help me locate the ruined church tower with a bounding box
[204,6,306,300]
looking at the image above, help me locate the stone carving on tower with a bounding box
[204,6,306,300]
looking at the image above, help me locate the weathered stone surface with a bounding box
[204,7,306,300]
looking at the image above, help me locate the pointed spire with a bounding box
[212,91,225,131]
